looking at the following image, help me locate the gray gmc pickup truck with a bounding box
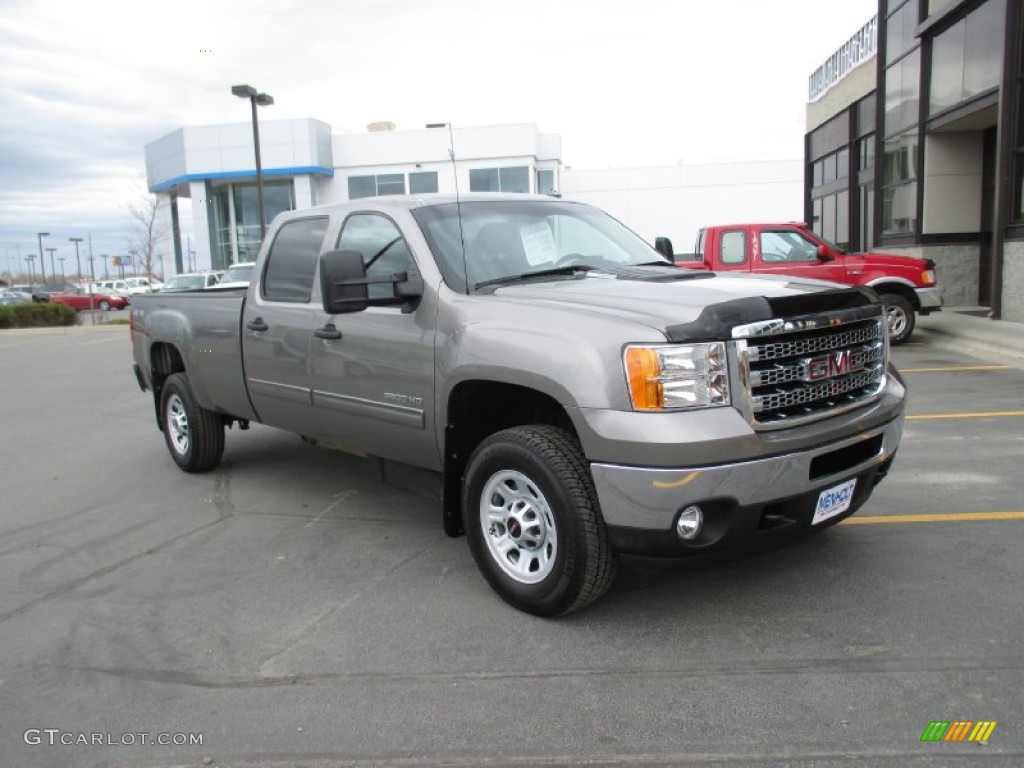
[131,194,905,616]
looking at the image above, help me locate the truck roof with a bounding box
[273,193,580,223]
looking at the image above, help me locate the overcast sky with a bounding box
[0,0,877,280]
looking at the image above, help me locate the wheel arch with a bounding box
[442,380,578,538]
[867,280,920,310]
[149,342,187,430]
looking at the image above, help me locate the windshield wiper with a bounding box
[474,265,594,290]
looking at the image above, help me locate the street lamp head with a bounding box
[38,231,50,238]
[255,93,274,106]
[231,84,257,99]
[69,237,83,244]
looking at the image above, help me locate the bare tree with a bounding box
[126,194,168,279]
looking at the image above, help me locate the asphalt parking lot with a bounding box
[0,318,1021,767]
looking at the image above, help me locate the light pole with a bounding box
[231,84,274,242]
[25,255,35,285]
[58,256,66,283]
[46,248,57,283]
[101,254,109,278]
[36,231,49,284]
[70,237,84,281]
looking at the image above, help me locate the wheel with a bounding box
[98,299,111,311]
[159,372,225,472]
[880,293,915,345]
[463,425,617,616]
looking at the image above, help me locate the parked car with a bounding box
[669,222,943,344]
[210,262,255,289]
[161,272,222,292]
[48,288,128,311]
[5,287,33,302]
[92,279,133,300]
[124,276,163,294]
[0,291,30,305]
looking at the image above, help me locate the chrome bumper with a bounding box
[915,286,943,310]
[590,416,903,531]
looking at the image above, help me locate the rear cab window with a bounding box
[261,217,330,302]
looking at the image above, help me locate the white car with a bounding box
[92,279,132,299]
[161,272,222,292]
[124,276,163,294]
[211,262,255,289]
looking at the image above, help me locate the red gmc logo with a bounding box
[804,350,864,382]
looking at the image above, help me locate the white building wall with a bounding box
[562,160,804,253]
[189,181,213,272]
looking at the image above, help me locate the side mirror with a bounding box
[321,250,369,314]
[654,237,674,260]
[817,244,834,262]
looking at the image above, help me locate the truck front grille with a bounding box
[733,313,887,430]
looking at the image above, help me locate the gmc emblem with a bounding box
[803,349,864,382]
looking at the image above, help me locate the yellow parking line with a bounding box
[901,365,1012,373]
[906,411,1024,421]
[842,511,1024,525]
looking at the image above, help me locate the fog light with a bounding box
[676,505,703,540]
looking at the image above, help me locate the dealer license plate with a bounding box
[812,478,857,525]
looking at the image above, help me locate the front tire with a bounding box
[98,299,111,311]
[880,293,915,344]
[159,373,225,472]
[463,425,617,616]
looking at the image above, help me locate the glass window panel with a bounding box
[348,176,376,200]
[964,0,1005,99]
[930,19,965,114]
[886,5,907,65]
[1015,152,1024,221]
[928,0,954,15]
[499,166,529,193]
[469,168,499,192]
[836,190,850,248]
[719,231,746,264]
[860,184,875,249]
[376,174,405,196]
[823,154,838,183]
[537,169,555,195]
[409,171,438,194]
[262,217,328,302]
[884,64,901,135]
[901,49,921,131]
[882,181,918,233]
[860,136,875,170]
[812,198,823,235]
[338,213,412,300]
[822,195,837,243]
[837,148,850,179]
[813,161,824,186]
[883,131,918,185]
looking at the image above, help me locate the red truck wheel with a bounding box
[880,293,915,344]
[462,425,617,616]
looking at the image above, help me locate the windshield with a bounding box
[412,200,667,292]
[221,264,254,283]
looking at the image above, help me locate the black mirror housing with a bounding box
[654,236,674,260]
[321,250,369,314]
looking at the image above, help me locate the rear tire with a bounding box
[880,293,915,344]
[463,425,617,616]
[160,372,225,472]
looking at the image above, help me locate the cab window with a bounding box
[719,230,747,264]
[337,214,413,300]
[261,217,329,302]
[760,230,820,263]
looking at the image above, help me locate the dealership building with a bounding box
[805,0,1022,320]
[145,123,804,279]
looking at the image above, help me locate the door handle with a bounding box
[314,324,342,340]
[246,318,269,332]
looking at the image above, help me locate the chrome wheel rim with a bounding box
[480,470,557,584]
[886,304,908,337]
[166,394,190,455]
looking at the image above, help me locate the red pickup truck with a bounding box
[665,222,942,344]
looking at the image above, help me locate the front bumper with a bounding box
[915,286,943,311]
[590,415,903,556]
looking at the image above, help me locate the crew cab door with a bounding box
[241,216,329,435]
[308,212,437,469]
[753,227,847,282]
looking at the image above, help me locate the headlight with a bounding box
[921,269,936,285]
[624,343,729,411]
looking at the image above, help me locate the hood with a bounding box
[486,267,877,340]
[849,250,933,269]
